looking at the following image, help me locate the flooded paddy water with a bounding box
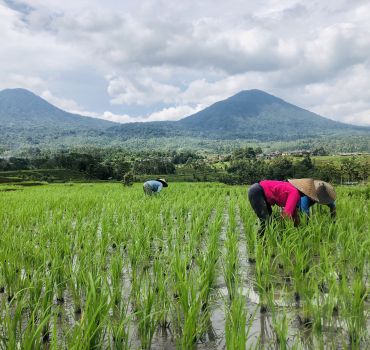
[0,183,368,349]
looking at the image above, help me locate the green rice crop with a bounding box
[0,182,368,349]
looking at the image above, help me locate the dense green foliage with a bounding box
[0,149,208,181]
[0,146,368,185]
[220,148,369,185]
[0,183,368,348]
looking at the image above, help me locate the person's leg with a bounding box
[248,183,271,238]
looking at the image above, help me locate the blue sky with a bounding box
[1,0,370,126]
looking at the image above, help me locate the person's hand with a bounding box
[330,208,336,220]
[281,211,300,227]
[293,211,300,227]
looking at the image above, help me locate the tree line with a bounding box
[220,147,369,184]
[0,149,203,180]
[0,147,368,184]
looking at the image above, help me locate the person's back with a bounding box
[144,180,162,193]
[259,180,300,218]
[143,178,168,195]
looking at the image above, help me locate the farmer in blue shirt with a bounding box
[291,179,336,220]
[143,178,168,195]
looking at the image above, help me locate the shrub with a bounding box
[122,171,134,186]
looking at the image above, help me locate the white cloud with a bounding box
[107,76,181,105]
[0,73,45,91]
[1,0,370,126]
[342,111,370,126]
[144,105,203,122]
[0,2,88,76]
[40,90,81,112]
[100,111,133,123]
[100,105,202,123]
[280,64,370,126]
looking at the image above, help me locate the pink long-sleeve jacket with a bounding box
[259,180,300,218]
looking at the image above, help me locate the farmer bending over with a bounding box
[248,178,334,237]
[296,179,336,219]
[143,178,168,195]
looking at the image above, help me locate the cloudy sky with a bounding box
[1,0,370,126]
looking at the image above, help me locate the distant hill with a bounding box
[0,88,117,149]
[0,88,369,151]
[0,88,116,130]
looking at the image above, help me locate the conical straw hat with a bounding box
[313,180,336,204]
[156,178,168,187]
[288,178,319,202]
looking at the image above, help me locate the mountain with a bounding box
[108,89,368,141]
[0,88,118,149]
[0,88,116,130]
[0,88,369,151]
[177,89,363,139]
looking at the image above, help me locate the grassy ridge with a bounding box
[0,169,88,183]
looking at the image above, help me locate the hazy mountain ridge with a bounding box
[0,88,369,150]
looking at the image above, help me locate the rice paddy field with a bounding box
[0,182,369,349]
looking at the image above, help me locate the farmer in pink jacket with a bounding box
[248,178,335,237]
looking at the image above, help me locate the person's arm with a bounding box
[282,188,301,226]
[156,182,163,193]
[327,201,336,220]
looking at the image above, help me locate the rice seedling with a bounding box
[0,291,26,348]
[20,300,52,348]
[223,200,239,302]
[198,209,222,314]
[152,256,171,330]
[110,252,125,309]
[239,199,257,263]
[68,273,110,349]
[271,309,289,350]
[340,274,368,347]
[133,271,158,350]
[170,247,208,349]
[225,286,248,350]
[254,237,274,312]
[109,305,131,350]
